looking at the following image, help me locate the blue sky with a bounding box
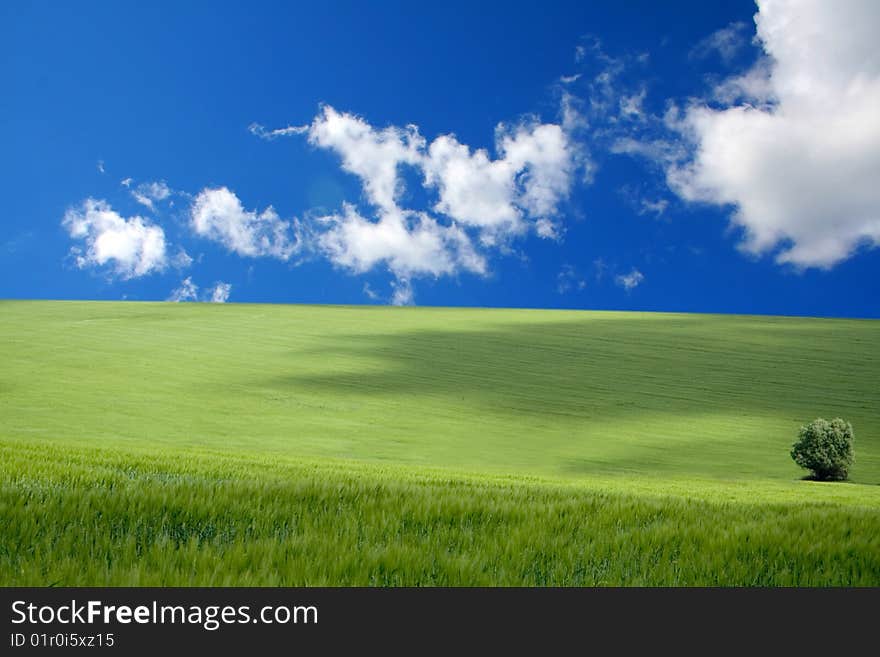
[2,0,878,317]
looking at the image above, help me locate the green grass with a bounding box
[2,300,879,585]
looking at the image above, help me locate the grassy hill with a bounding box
[2,300,879,585]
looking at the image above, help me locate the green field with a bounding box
[2,300,879,585]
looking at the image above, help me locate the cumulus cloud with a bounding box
[422,134,521,238]
[305,105,424,213]
[168,277,232,303]
[131,181,172,210]
[190,187,299,260]
[62,199,168,278]
[500,122,575,221]
[317,204,486,278]
[667,0,880,268]
[421,119,575,240]
[251,104,581,296]
[615,268,644,291]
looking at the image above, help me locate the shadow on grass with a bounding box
[262,313,878,425]
[799,474,853,483]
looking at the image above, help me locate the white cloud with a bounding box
[709,59,775,106]
[306,105,424,213]
[615,268,644,291]
[667,0,880,268]
[120,177,133,188]
[619,88,647,120]
[248,122,309,140]
[190,187,299,260]
[535,217,562,240]
[317,204,486,278]
[576,39,633,118]
[168,277,232,303]
[390,277,414,306]
[557,264,586,294]
[63,199,168,279]
[558,37,661,172]
[611,137,684,164]
[252,104,580,297]
[97,160,105,174]
[362,282,380,301]
[690,22,749,64]
[209,282,231,303]
[639,198,669,217]
[298,107,576,244]
[131,181,172,210]
[170,249,193,269]
[168,276,199,302]
[560,91,588,135]
[496,121,575,222]
[422,134,521,239]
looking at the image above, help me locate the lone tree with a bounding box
[790,417,855,481]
